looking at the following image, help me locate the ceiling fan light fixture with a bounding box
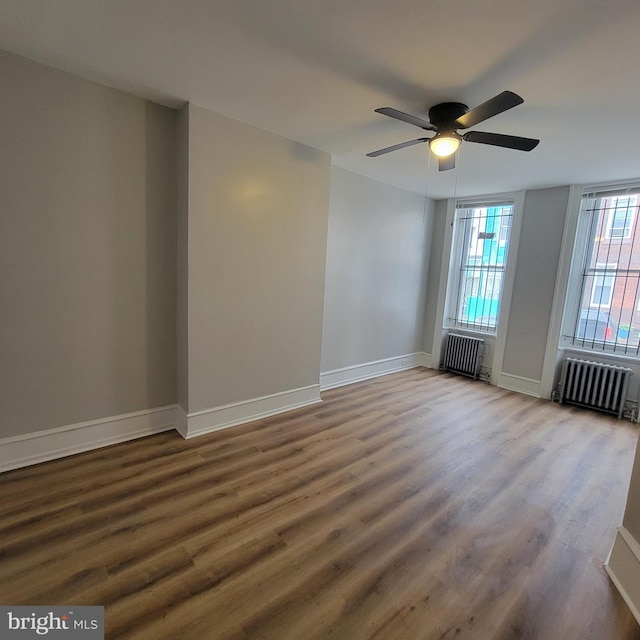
[429,133,461,157]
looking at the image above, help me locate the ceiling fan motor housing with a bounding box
[427,102,469,129]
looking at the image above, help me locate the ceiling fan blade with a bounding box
[455,91,523,129]
[438,155,456,171]
[463,130,539,151]
[366,138,429,157]
[375,107,435,130]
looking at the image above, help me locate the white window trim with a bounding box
[447,203,513,333]
[604,196,636,239]
[589,262,617,308]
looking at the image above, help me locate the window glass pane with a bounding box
[449,203,513,332]
[606,196,636,238]
[588,263,615,308]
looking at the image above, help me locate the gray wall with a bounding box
[422,199,448,356]
[501,186,569,381]
[179,104,330,412]
[623,437,640,542]
[0,48,618,446]
[0,51,177,438]
[321,167,431,372]
[606,434,640,617]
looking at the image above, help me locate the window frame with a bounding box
[560,184,640,356]
[589,262,617,309]
[605,196,637,240]
[445,198,516,335]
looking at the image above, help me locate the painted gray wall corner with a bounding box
[0,50,177,438]
[321,167,431,373]
[183,104,330,412]
[422,199,449,357]
[501,186,570,381]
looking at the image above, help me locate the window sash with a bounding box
[604,196,636,239]
[588,263,616,308]
[449,203,513,332]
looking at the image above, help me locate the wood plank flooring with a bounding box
[1,368,640,639]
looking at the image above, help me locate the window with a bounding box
[447,201,514,332]
[589,263,616,308]
[606,196,636,239]
[563,186,640,354]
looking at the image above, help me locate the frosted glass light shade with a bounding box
[429,134,460,157]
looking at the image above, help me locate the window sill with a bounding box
[447,325,497,338]
[559,343,640,364]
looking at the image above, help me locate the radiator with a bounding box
[443,333,484,379]
[559,357,632,419]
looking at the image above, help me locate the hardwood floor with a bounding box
[2,368,640,639]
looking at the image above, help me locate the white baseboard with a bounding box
[1,359,438,471]
[495,372,542,397]
[179,384,322,439]
[320,352,429,391]
[0,406,177,473]
[175,405,188,439]
[605,525,640,625]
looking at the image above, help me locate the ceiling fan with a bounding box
[367,91,539,171]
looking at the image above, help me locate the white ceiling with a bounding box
[1,0,640,199]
